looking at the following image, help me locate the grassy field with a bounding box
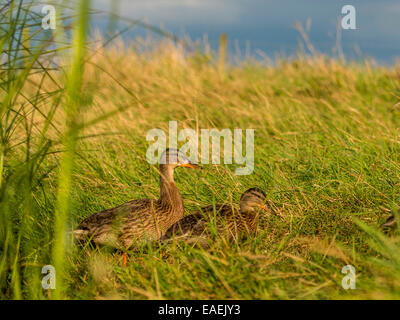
[2,1,400,300]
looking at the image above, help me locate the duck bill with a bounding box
[181,163,202,169]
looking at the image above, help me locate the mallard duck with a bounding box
[74,148,201,249]
[381,210,398,229]
[161,187,276,243]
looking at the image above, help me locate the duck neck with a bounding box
[159,164,183,211]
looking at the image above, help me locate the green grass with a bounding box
[51,0,90,300]
[1,0,400,300]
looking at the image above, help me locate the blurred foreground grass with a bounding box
[1,0,400,300]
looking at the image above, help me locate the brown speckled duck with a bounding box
[74,148,201,249]
[161,188,276,243]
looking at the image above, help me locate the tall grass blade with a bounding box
[52,0,90,300]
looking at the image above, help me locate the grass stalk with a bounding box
[51,0,90,300]
[218,33,227,75]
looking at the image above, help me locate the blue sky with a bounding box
[91,0,400,63]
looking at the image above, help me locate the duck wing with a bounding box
[161,212,205,239]
[161,204,236,241]
[199,203,257,237]
[74,199,153,245]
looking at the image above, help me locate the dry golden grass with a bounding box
[3,33,400,299]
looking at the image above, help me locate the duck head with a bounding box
[239,188,276,215]
[159,148,201,169]
[158,148,201,206]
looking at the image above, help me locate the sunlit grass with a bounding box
[51,0,90,300]
[1,0,400,300]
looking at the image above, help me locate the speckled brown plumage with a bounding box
[161,188,275,243]
[74,149,200,248]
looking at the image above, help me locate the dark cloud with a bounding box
[92,0,400,63]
